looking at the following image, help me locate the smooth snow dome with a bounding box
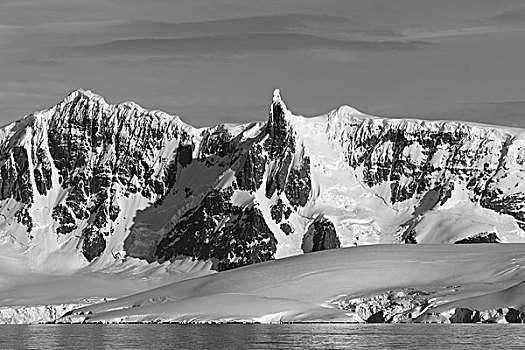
[65,244,525,323]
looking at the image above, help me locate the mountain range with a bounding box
[0,89,524,323]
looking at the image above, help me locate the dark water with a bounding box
[0,324,524,349]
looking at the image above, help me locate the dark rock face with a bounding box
[52,204,77,235]
[1,146,33,204]
[200,129,233,159]
[264,96,293,200]
[141,112,296,270]
[280,223,294,235]
[270,199,294,235]
[0,91,200,262]
[265,98,294,159]
[504,308,525,323]
[403,229,418,244]
[33,148,53,196]
[177,143,193,168]
[270,198,292,224]
[335,288,430,323]
[285,154,311,208]
[155,189,277,271]
[270,200,283,223]
[327,113,525,236]
[15,207,32,233]
[265,152,293,199]
[82,227,107,262]
[235,143,266,192]
[301,216,340,253]
[337,294,525,323]
[1,144,35,234]
[264,96,312,208]
[41,92,195,261]
[335,289,525,324]
[449,308,481,323]
[366,310,385,323]
[454,232,500,244]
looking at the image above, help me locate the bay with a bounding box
[0,324,523,349]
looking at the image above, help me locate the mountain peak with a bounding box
[273,88,282,103]
[271,88,290,112]
[62,89,143,112]
[55,89,188,127]
[63,88,105,103]
[335,105,366,117]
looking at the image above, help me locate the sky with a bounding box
[0,0,524,127]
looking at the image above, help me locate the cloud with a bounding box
[16,58,63,67]
[4,14,415,66]
[400,24,525,40]
[60,33,431,61]
[472,7,525,26]
[18,14,401,47]
[100,14,400,40]
[102,15,362,38]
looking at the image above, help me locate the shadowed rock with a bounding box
[449,308,480,323]
[301,216,340,253]
[454,232,500,244]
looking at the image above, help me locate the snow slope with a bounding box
[0,240,214,323]
[63,244,525,323]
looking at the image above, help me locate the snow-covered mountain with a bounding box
[1,88,525,274]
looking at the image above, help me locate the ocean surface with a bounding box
[0,324,523,349]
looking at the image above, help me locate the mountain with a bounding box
[1,88,525,275]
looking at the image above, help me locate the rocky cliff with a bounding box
[0,89,524,272]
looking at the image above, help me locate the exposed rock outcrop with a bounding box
[334,289,429,323]
[302,216,340,253]
[454,232,500,244]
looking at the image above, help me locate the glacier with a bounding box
[0,88,524,323]
[60,244,525,324]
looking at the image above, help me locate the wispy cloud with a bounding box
[5,14,418,66]
[396,5,525,40]
[59,33,431,60]
[15,14,402,48]
[16,58,63,67]
[472,7,525,26]
[400,25,525,40]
